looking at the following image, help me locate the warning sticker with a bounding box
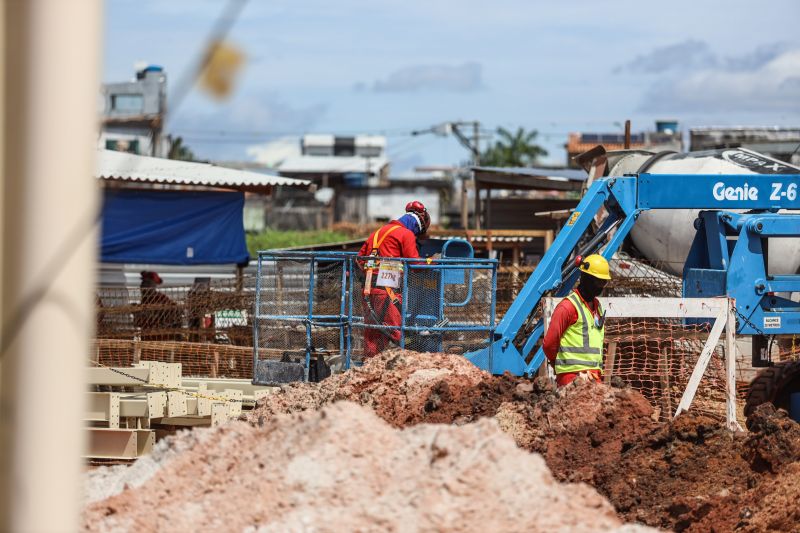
[567,211,581,226]
[376,260,403,288]
[763,316,781,329]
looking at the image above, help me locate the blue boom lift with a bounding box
[463,172,800,422]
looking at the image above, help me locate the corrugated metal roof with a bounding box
[471,166,587,181]
[567,141,648,154]
[278,155,389,174]
[96,149,311,192]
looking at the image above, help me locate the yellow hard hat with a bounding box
[579,254,611,280]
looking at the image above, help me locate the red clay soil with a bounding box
[493,382,660,483]
[86,349,800,531]
[84,402,645,532]
[248,349,528,428]
[591,404,800,531]
[248,350,800,532]
[250,349,662,484]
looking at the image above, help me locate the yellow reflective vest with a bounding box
[555,291,604,374]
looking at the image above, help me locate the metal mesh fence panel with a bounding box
[254,255,348,365]
[94,275,257,378]
[603,318,730,422]
[93,338,253,379]
[350,258,497,364]
[495,254,681,317]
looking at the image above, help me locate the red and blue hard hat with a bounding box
[405,201,431,234]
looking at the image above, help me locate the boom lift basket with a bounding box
[252,245,498,385]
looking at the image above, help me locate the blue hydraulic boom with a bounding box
[465,173,800,376]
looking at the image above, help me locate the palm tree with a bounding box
[167,136,196,161]
[480,127,548,166]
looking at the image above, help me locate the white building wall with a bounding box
[367,188,440,224]
[98,128,153,156]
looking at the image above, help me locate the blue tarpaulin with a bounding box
[101,189,250,265]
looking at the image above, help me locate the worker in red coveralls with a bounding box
[543,254,610,387]
[134,271,183,339]
[358,201,431,357]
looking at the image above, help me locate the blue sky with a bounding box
[104,0,800,171]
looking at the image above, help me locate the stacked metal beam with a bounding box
[85,361,275,460]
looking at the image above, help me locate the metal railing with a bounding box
[253,250,498,382]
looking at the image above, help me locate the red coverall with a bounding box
[358,221,420,357]
[542,287,603,387]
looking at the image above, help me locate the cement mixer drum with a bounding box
[607,148,800,276]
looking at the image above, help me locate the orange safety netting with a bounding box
[92,255,738,422]
[95,276,256,379]
[602,318,730,422]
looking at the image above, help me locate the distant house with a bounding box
[565,120,683,169]
[276,134,391,222]
[346,177,449,225]
[278,134,390,185]
[690,127,800,165]
[96,149,310,273]
[99,65,168,157]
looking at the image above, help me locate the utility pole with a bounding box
[472,121,480,230]
[1,1,101,531]
[412,121,481,230]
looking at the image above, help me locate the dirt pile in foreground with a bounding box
[86,349,800,531]
[250,349,661,481]
[84,402,649,532]
[248,349,525,428]
[590,403,800,531]
[247,350,800,531]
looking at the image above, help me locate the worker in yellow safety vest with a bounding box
[542,254,610,387]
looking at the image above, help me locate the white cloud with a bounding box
[169,93,327,160]
[246,137,301,167]
[372,62,484,93]
[615,40,716,74]
[640,48,800,113]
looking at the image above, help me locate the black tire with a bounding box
[745,360,800,429]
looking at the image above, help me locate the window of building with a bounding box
[356,146,382,158]
[111,94,144,113]
[106,139,140,154]
[333,137,356,157]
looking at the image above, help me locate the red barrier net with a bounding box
[602,318,729,422]
[94,276,256,379]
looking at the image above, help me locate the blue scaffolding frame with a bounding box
[253,250,498,382]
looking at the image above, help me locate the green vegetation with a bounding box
[167,135,197,161]
[246,229,354,255]
[480,126,548,167]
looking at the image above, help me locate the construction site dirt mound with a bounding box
[84,402,652,532]
[247,350,800,531]
[251,350,661,483]
[248,349,526,428]
[591,403,800,531]
[734,462,800,532]
[86,349,800,531]
[495,380,661,481]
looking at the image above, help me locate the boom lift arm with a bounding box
[465,173,800,376]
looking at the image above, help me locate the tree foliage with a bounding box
[167,136,196,161]
[480,127,548,167]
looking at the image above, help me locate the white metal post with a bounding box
[726,299,743,431]
[673,305,727,417]
[0,1,102,531]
